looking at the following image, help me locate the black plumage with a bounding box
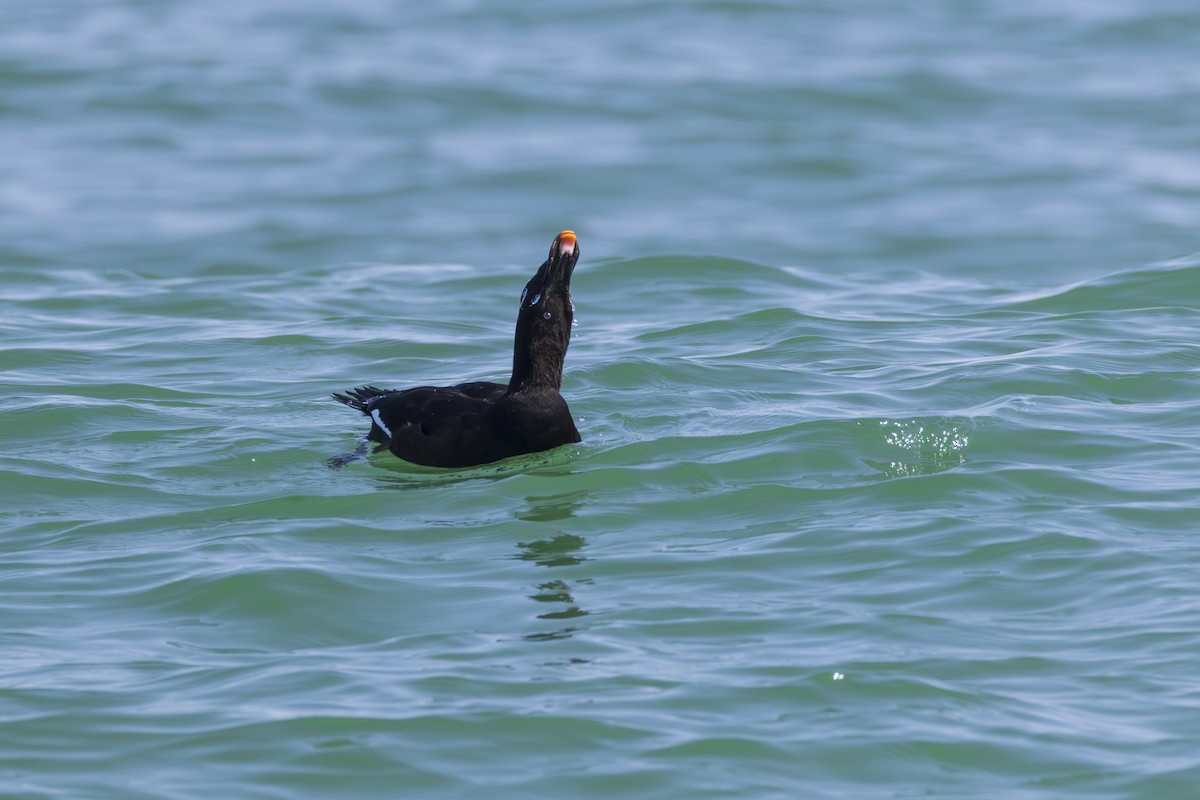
[333,230,582,468]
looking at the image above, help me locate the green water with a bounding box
[4,2,1200,798]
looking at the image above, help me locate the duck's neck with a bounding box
[508,314,570,393]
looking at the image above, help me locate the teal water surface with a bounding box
[4,2,1200,799]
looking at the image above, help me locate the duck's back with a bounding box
[337,382,576,468]
[338,383,499,467]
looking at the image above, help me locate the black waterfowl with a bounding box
[333,230,582,468]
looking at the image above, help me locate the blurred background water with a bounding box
[3,1,1200,798]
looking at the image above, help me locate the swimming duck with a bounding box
[333,230,582,468]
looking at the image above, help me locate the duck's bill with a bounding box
[553,230,578,260]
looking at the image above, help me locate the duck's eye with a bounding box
[543,312,551,320]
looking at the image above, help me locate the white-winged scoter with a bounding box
[333,230,582,468]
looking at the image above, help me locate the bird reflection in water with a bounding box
[519,536,590,628]
[516,493,590,642]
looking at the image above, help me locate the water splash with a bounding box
[866,417,971,478]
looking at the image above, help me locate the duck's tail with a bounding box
[331,385,390,412]
[328,386,393,468]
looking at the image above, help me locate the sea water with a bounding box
[3,2,1199,797]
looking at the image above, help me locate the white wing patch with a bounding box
[370,408,393,438]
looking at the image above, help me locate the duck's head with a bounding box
[510,230,580,391]
[520,230,578,317]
